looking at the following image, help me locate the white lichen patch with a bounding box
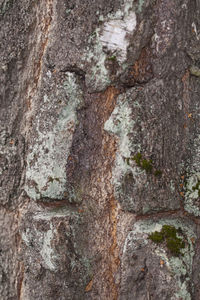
[123,219,196,300]
[184,130,200,216]
[22,228,33,247]
[25,73,83,200]
[104,95,133,187]
[33,209,77,221]
[104,90,143,204]
[100,12,137,62]
[40,224,57,271]
[138,0,145,12]
[22,223,58,271]
[84,2,137,91]
[84,29,110,92]
[192,22,199,41]
[184,172,200,216]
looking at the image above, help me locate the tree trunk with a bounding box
[1,0,200,299]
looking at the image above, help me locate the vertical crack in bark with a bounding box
[15,201,30,300]
[108,196,120,300]
[100,87,121,300]
[16,2,53,298]
[92,87,120,299]
[17,261,24,300]
[182,70,190,119]
[33,0,53,88]
[66,86,120,298]
[23,0,53,131]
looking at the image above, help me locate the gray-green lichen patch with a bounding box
[84,29,111,92]
[84,1,137,92]
[104,89,141,204]
[22,222,58,271]
[0,0,13,16]
[184,129,200,216]
[25,72,83,201]
[184,172,200,216]
[138,0,145,12]
[21,209,92,298]
[104,82,180,214]
[190,65,200,77]
[120,218,196,300]
[40,224,57,271]
[33,207,78,221]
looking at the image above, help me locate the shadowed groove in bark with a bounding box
[23,0,54,129]
[66,86,121,298]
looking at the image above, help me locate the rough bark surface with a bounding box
[1,0,200,299]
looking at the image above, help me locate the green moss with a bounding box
[141,159,153,173]
[166,237,185,256]
[107,55,117,61]
[154,170,162,177]
[132,152,142,166]
[126,152,162,176]
[162,225,177,238]
[132,153,153,173]
[149,225,185,256]
[148,231,164,243]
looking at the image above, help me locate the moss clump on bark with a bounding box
[132,152,153,173]
[154,169,162,177]
[149,225,185,256]
[132,152,142,166]
[126,153,163,176]
[148,231,164,243]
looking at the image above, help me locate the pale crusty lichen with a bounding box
[123,219,196,300]
[84,1,137,92]
[190,65,200,77]
[25,72,83,200]
[104,89,143,208]
[184,131,200,216]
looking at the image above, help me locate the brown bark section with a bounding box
[67,86,121,299]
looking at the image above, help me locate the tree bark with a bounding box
[1,0,200,299]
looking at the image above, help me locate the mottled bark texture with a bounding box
[1,0,200,299]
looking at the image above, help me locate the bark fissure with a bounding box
[66,86,121,298]
[23,0,53,133]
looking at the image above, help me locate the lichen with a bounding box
[84,3,137,91]
[22,223,58,271]
[184,172,200,216]
[190,65,200,77]
[99,12,137,62]
[40,224,57,271]
[104,88,152,212]
[84,28,111,92]
[104,90,141,194]
[125,219,196,300]
[25,72,83,200]
[138,0,145,12]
